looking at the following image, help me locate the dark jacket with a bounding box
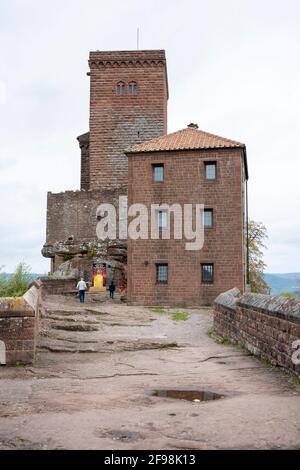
[109,281,116,292]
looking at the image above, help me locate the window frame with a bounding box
[157,210,168,229]
[128,81,138,95]
[156,263,168,284]
[204,161,217,180]
[201,263,214,284]
[152,163,164,182]
[203,208,214,229]
[116,81,125,96]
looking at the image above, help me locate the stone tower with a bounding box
[80,50,168,191]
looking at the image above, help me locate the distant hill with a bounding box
[0,273,45,282]
[264,273,300,296]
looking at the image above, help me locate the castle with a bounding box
[42,49,249,306]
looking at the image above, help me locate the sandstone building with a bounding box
[42,49,249,305]
[127,125,248,306]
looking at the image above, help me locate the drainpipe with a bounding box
[246,179,250,286]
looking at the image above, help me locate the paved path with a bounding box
[0,296,299,450]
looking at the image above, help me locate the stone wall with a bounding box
[213,288,300,377]
[0,281,42,366]
[44,186,127,244]
[39,277,77,298]
[42,186,128,278]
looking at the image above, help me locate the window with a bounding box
[128,81,138,95]
[116,81,125,96]
[205,162,216,180]
[153,164,164,182]
[157,210,168,229]
[201,264,214,284]
[204,209,213,228]
[156,264,168,284]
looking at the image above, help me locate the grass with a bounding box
[171,311,189,321]
[207,329,252,355]
[289,376,300,386]
[149,307,166,314]
[208,329,232,345]
[149,307,190,321]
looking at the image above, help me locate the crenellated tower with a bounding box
[79,50,168,191]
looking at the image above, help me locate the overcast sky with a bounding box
[0,0,300,274]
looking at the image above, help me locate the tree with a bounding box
[0,265,6,294]
[280,291,294,299]
[297,279,300,299]
[0,262,32,297]
[247,220,270,294]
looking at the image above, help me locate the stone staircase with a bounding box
[37,295,175,355]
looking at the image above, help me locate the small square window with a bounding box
[156,264,168,284]
[204,209,213,228]
[201,264,214,284]
[205,162,216,180]
[153,164,164,182]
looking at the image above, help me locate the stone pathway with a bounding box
[0,296,299,450]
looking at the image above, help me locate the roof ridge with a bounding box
[126,126,245,154]
[184,127,244,146]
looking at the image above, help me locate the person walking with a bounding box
[109,280,116,299]
[77,278,87,303]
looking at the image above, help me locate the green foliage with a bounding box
[87,247,94,259]
[172,311,189,321]
[207,329,232,345]
[0,263,32,297]
[0,265,6,294]
[280,291,294,299]
[149,307,166,314]
[248,220,270,294]
[207,329,252,355]
[289,376,300,386]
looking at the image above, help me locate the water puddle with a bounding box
[148,388,224,402]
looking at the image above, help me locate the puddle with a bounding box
[148,388,224,402]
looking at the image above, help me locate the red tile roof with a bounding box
[126,126,245,154]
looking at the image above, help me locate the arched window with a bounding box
[128,81,138,95]
[116,81,125,96]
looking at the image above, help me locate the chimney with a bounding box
[187,123,198,129]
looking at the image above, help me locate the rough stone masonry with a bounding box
[214,288,300,377]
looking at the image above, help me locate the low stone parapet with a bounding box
[0,282,42,365]
[214,289,300,377]
[39,277,77,298]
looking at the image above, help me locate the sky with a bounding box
[0,0,300,274]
